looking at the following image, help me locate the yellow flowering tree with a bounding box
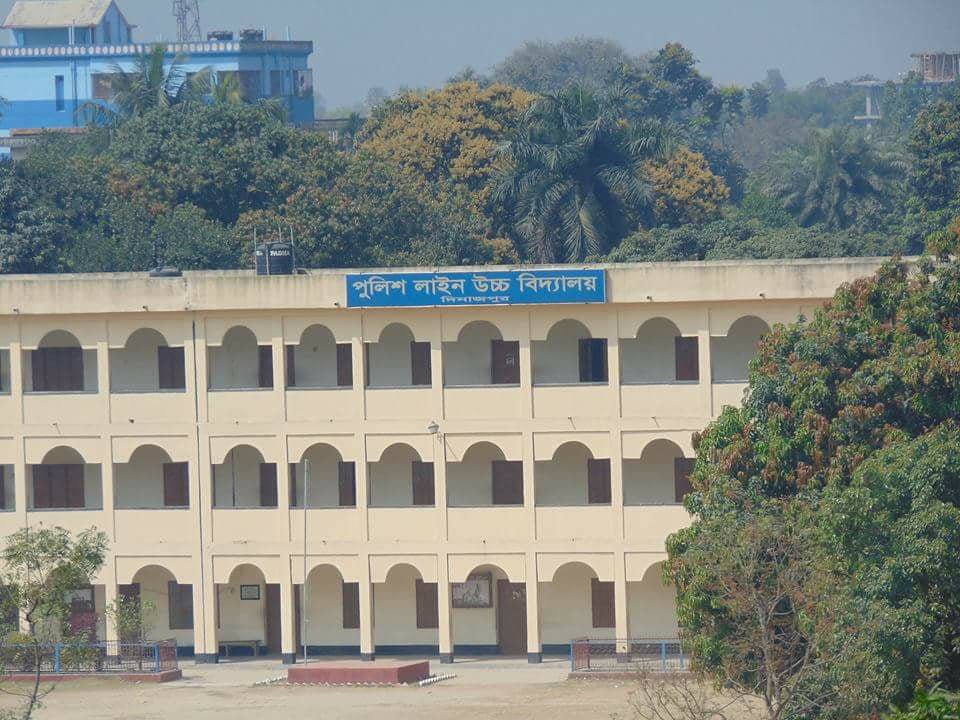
[644,147,730,226]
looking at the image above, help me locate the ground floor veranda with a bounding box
[79,553,677,664]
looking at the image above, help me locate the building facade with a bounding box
[0,0,315,134]
[0,258,887,663]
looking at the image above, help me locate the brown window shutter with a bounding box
[410,341,432,386]
[31,349,47,391]
[64,347,84,391]
[168,582,194,630]
[587,458,612,505]
[158,346,186,390]
[65,464,85,508]
[491,340,521,385]
[258,345,274,388]
[342,582,360,629]
[163,462,189,507]
[285,345,296,388]
[259,463,278,507]
[0,466,5,510]
[49,465,68,508]
[363,342,371,387]
[289,463,298,507]
[411,461,435,506]
[674,336,700,382]
[336,343,353,387]
[415,579,439,629]
[591,578,616,628]
[32,466,52,509]
[674,457,696,503]
[338,461,357,507]
[579,338,608,383]
[492,460,524,505]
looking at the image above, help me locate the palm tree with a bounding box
[493,84,672,262]
[762,127,907,229]
[81,44,210,126]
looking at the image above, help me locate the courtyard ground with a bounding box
[0,657,652,720]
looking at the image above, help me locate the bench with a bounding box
[219,640,261,658]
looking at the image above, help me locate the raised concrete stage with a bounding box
[287,660,430,685]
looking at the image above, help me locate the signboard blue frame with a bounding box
[346,269,606,308]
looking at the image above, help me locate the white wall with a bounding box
[213,446,264,508]
[443,322,500,386]
[291,325,338,388]
[368,445,419,507]
[624,441,684,505]
[621,318,680,383]
[27,463,102,509]
[712,317,769,383]
[209,327,260,390]
[447,444,504,507]
[368,324,414,388]
[373,565,438,646]
[292,444,341,508]
[132,567,194,647]
[300,566,359,646]
[540,564,613,644]
[115,446,170,509]
[218,566,265,643]
[627,568,679,638]
[110,329,165,392]
[533,320,590,385]
[535,443,591,506]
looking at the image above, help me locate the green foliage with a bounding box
[909,91,960,214]
[105,595,157,645]
[0,163,60,273]
[886,686,960,720]
[747,82,770,118]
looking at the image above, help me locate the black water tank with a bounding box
[255,242,295,275]
[149,266,182,278]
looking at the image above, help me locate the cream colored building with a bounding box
[0,257,887,664]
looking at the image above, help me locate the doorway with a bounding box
[496,581,527,656]
[265,584,282,655]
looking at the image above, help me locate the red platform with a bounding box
[287,660,430,685]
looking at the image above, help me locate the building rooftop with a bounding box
[2,0,126,29]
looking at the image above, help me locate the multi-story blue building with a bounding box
[0,0,315,133]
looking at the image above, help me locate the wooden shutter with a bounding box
[0,466,5,510]
[31,349,47,391]
[63,347,84,391]
[410,342,432,386]
[578,339,608,383]
[674,457,696,503]
[415,579,439,629]
[492,460,524,505]
[289,463,298,507]
[491,340,520,385]
[336,343,353,387]
[342,582,360,629]
[338,461,357,507]
[168,582,194,630]
[258,345,274,388]
[32,466,52,509]
[587,458,612,505]
[49,466,67,509]
[411,461,435,506]
[158,346,186,390]
[259,463,278,507]
[591,578,615,628]
[163,462,189,507]
[65,464,85,508]
[674,337,700,382]
[285,345,296,388]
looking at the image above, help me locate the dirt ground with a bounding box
[0,658,651,720]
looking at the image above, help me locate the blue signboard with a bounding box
[346,269,606,308]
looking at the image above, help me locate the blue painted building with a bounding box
[0,0,315,132]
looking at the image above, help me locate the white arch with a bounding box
[123,327,171,349]
[370,555,437,583]
[296,442,344,464]
[215,443,266,466]
[220,325,259,349]
[38,330,82,348]
[458,441,507,464]
[550,440,595,462]
[132,563,179,585]
[727,315,771,338]
[296,323,336,347]
[545,318,591,342]
[639,438,686,461]
[456,320,503,343]
[367,441,424,464]
[635,317,681,339]
[449,556,526,584]
[377,322,416,344]
[122,444,174,466]
[227,562,267,585]
[40,445,86,465]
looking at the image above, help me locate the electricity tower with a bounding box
[173,0,202,42]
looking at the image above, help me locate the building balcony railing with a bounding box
[0,39,312,60]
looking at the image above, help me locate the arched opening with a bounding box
[123,565,194,647]
[533,320,607,385]
[540,562,613,648]
[29,446,102,511]
[26,330,97,393]
[535,442,610,507]
[110,328,185,393]
[212,445,277,509]
[624,440,690,506]
[115,445,190,509]
[627,562,679,639]
[621,318,698,384]
[217,564,277,658]
[287,324,352,390]
[290,443,355,508]
[368,443,432,508]
[298,564,358,655]
[451,564,525,656]
[711,316,771,383]
[367,323,430,389]
[373,563,436,652]
[447,442,522,507]
[444,321,519,387]
[208,326,272,391]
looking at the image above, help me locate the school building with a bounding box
[0,257,887,663]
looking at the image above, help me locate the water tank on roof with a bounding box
[239,28,264,42]
[255,242,295,276]
[207,30,234,41]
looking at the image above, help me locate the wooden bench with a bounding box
[219,640,261,658]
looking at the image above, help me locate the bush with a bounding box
[885,687,960,720]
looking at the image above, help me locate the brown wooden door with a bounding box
[265,584,282,655]
[496,581,527,656]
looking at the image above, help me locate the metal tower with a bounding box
[173,0,202,42]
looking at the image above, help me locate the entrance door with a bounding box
[496,581,527,656]
[265,584,282,655]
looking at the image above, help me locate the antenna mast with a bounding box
[173,0,202,42]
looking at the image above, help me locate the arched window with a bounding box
[534,320,607,385]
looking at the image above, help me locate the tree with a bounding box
[0,163,60,273]
[908,91,960,214]
[493,37,645,93]
[748,82,771,118]
[0,527,108,720]
[493,85,668,262]
[764,68,787,95]
[668,230,960,719]
[643,147,730,226]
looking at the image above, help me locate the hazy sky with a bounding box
[3,0,959,108]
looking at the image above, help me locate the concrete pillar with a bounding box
[614,553,630,658]
[280,581,297,664]
[195,580,219,663]
[359,558,374,661]
[525,553,541,663]
[437,555,453,663]
[103,580,119,647]
[699,314,713,418]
